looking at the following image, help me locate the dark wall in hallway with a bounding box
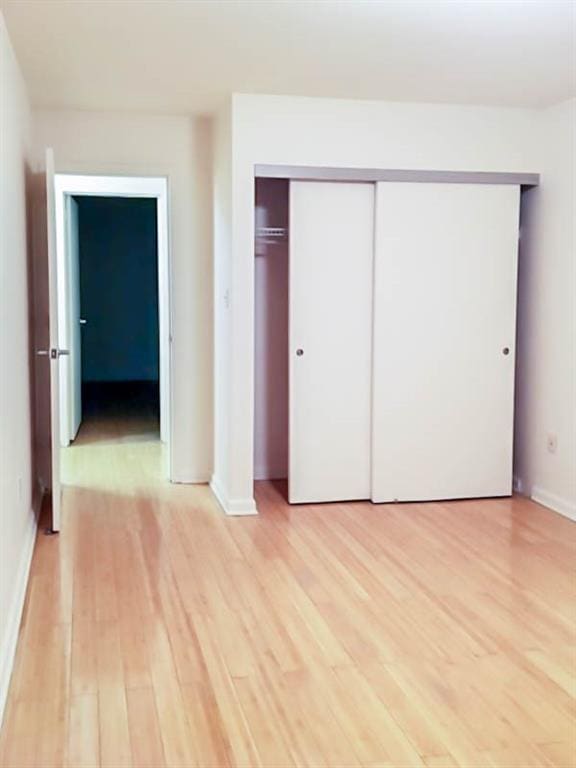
[77,196,159,382]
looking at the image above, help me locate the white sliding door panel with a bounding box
[289,182,374,503]
[372,183,520,502]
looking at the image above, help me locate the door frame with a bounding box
[54,174,173,476]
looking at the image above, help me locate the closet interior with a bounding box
[254,178,289,485]
[254,174,522,506]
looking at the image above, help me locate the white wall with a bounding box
[211,101,256,512]
[0,13,38,723]
[515,99,576,519]
[33,109,214,483]
[215,93,539,512]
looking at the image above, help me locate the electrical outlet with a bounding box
[546,433,558,454]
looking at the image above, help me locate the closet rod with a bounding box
[255,226,288,249]
[256,226,287,236]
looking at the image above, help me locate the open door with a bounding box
[38,148,66,532]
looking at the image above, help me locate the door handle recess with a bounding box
[296,349,304,357]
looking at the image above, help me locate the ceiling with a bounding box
[2,0,575,114]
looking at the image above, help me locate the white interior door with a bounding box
[66,195,82,441]
[372,182,520,503]
[44,148,63,531]
[289,181,374,503]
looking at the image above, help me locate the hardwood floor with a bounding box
[1,420,575,767]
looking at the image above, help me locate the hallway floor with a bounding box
[61,382,163,492]
[73,381,160,444]
[0,427,574,767]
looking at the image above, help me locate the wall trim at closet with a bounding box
[210,474,258,516]
[255,165,539,187]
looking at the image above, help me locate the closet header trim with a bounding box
[254,166,539,187]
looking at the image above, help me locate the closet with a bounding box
[254,179,289,483]
[254,175,521,505]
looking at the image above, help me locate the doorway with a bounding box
[253,177,373,505]
[254,178,289,500]
[54,175,172,482]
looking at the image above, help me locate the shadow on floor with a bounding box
[73,380,160,446]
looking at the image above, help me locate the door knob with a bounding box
[296,349,304,357]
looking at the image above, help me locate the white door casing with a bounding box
[54,174,172,468]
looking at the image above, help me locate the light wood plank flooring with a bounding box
[1,419,575,767]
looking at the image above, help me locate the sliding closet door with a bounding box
[289,182,374,503]
[372,183,520,502]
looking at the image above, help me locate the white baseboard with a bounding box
[0,506,39,727]
[170,473,211,485]
[210,475,258,516]
[531,485,576,522]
